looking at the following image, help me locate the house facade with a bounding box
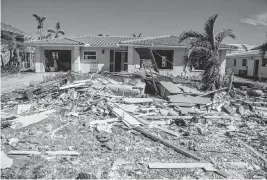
[28,35,232,76]
[226,50,267,78]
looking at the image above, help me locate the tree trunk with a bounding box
[15,49,22,70]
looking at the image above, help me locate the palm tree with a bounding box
[32,14,46,40]
[132,33,142,37]
[250,32,267,59]
[1,32,27,69]
[46,22,65,39]
[178,14,236,90]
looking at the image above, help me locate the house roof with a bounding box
[119,35,235,49]
[226,50,260,57]
[27,35,236,49]
[119,35,187,46]
[70,36,140,46]
[1,22,28,36]
[27,37,84,45]
[27,36,139,46]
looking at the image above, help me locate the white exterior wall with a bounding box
[80,47,126,73]
[226,54,267,78]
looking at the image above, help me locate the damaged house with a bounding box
[28,35,233,75]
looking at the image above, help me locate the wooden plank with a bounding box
[148,163,214,169]
[133,126,201,161]
[168,102,195,107]
[89,118,119,125]
[168,94,210,105]
[152,125,180,137]
[59,83,89,90]
[108,103,141,127]
[143,116,193,120]
[46,151,80,156]
[123,98,153,104]
[8,151,41,155]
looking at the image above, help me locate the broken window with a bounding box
[162,56,167,68]
[262,58,267,67]
[242,59,247,66]
[84,51,96,60]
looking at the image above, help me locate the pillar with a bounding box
[127,46,135,72]
[34,46,45,72]
[72,46,80,72]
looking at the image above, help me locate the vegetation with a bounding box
[178,13,236,90]
[1,31,28,70]
[251,32,267,59]
[132,33,142,37]
[46,22,65,39]
[32,14,46,40]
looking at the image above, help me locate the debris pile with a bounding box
[1,72,267,179]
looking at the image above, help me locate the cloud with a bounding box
[241,12,267,26]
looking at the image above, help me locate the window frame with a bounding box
[242,59,247,67]
[84,51,97,60]
[262,58,267,67]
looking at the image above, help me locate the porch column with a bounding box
[72,46,80,72]
[35,46,45,72]
[127,46,135,72]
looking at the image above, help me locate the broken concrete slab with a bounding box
[17,104,32,114]
[118,104,138,113]
[1,151,13,169]
[167,94,210,105]
[159,81,183,98]
[11,110,55,129]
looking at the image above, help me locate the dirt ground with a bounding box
[1,72,67,94]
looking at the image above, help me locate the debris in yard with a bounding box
[2,71,267,179]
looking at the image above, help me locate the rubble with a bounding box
[1,72,267,179]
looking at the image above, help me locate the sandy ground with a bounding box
[1,72,65,94]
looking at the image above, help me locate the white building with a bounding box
[226,50,267,78]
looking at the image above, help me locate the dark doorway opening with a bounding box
[254,60,259,77]
[115,52,122,72]
[44,50,71,72]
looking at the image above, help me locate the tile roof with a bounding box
[70,36,140,46]
[27,38,84,45]
[120,35,235,49]
[227,50,260,57]
[120,35,186,46]
[1,22,27,36]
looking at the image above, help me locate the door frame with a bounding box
[110,49,128,72]
[254,60,259,77]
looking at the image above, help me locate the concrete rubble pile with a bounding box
[1,72,267,179]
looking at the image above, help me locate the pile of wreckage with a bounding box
[1,71,267,179]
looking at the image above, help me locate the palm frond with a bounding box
[132,34,136,37]
[178,30,207,43]
[138,33,142,37]
[204,13,218,48]
[241,44,248,51]
[32,14,41,21]
[56,22,60,30]
[47,28,56,33]
[46,33,52,39]
[41,16,46,22]
[215,29,236,44]
[58,30,65,35]
[251,42,267,58]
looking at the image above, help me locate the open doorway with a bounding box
[254,60,259,77]
[110,50,128,72]
[44,50,71,72]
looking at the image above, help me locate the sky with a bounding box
[1,0,267,45]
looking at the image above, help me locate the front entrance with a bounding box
[254,60,259,77]
[44,50,71,72]
[110,50,128,72]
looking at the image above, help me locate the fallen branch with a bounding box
[133,126,201,161]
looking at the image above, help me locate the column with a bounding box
[127,46,135,72]
[72,46,80,72]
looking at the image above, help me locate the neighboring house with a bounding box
[28,35,233,75]
[226,50,267,78]
[1,22,34,69]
